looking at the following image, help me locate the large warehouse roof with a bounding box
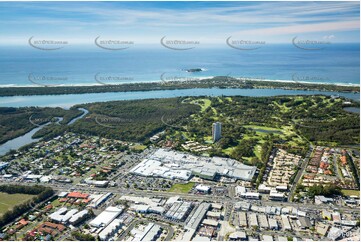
[89,206,123,228]
[130,148,256,181]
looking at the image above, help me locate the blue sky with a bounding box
[0,1,359,45]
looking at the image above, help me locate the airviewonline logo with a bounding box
[160,36,200,50]
[94,73,134,85]
[27,36,333,51]
[226,73,265,82]
[29,114,53,127]
[94,36,134,50]
[28,36,68,50]
[95,115,132,128]
[160,72,201,85]
[292,36,331,50]
[28,73,67,87]
[292,73,330,83]
[226,36,266,50]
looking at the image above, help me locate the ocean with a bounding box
[0,43,359,87]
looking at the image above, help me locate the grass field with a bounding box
[168,182,195,193]
[51,198,61,207]
[131,144,147,151]
[244,125,283,133]
[191,98,211,112]
[0,192,35,216]
[341,189,360,197]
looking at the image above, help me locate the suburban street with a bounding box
[288,145,313,202]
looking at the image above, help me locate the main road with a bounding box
[1,180,358,213]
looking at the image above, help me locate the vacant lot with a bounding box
[0,192,35,216]
[168,182,195,193]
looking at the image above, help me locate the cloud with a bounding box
[323,35,335,40]
[0,1,358,44]
[232,20,359,36]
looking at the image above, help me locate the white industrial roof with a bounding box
[193,235,211,241]
[130,148,256,181]
[58,192,68,198]
[262,235,274,241]
[62,209,79,222]
[195,184,210,192]
[120,195,160,207]
[202,219,218,227]
[131,204,150,212]
[49,207,68,222]
[149,206,165,214]
[211,203,222,210]
[99,219,122,240]
[69,210,89,224]
[89,206,123,228]
[236,186,246,194]
[166,196,180,205]
[207,211,221,218]
[229,231,247,239]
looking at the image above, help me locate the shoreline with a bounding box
[0,77,359,88]
[0,77,359,97]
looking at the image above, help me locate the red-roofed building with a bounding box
[67,192,89,199]
[324,170,332,175]
[19,219,28,226]
[28,230,36,237]
[45,204,53,211]
[340,156,347,166]
[36,222,65,237]
[320,162,329,169]
[304,174,315,179]
[16,221,27,232]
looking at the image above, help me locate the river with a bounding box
[0,88,359,108]
[0,109,88,156]
[343,107,360,114]
[67,108,89,125]
[0,124,45,156]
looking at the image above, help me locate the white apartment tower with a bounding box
[212,122,222,143]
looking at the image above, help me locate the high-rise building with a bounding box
[212,122,222,143]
